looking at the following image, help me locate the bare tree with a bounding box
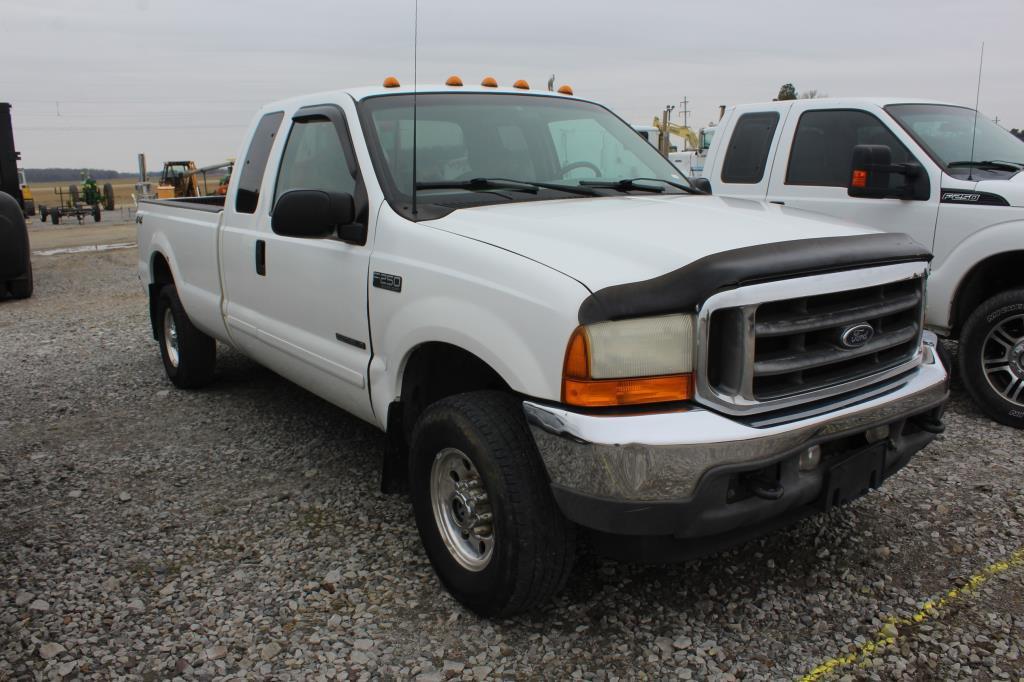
[800,89,829,99]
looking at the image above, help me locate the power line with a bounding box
[18,123,248,131]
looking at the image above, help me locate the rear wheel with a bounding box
[154,284,216,388]
[103,183,115,210]
[959,288,1024,428]
[409,391,575,616]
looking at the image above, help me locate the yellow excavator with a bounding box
[651,117,700,156]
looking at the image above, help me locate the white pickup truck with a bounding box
[137,81,948,615]
[697,98,1024,427]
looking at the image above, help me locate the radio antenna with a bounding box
[967,41,984,182]
[411,0,419,216]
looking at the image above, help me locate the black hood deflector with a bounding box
[578,233,932,325]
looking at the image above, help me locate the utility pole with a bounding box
[678,97,690,128]
[660,104,675,156]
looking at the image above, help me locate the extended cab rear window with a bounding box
[235,112,284,214]
[721,112,779,184]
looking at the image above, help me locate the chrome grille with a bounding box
[697,263,927,415]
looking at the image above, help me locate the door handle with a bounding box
[769,200,785,206]
[255,240,266,276]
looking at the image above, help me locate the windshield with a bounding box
[886,104,1024,171]
[358,93,691,218]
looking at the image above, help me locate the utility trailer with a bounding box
[38,173,112,224]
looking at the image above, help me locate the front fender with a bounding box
[929,217,1024,332]
[366,233,589,429]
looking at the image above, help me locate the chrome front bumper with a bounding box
[524,333,948,505]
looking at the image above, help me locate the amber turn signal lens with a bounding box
[481,76,498,87]
[557,84,574,95]
[382,76,401,88]
[561,326,694,407]
[851,169,868,188]
[445,75,463,86]
[562,375,694,407]
[563,327,590,379]
[513,79,530,90]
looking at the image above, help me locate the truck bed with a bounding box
[136,196,227,342]
[139,195,226,212]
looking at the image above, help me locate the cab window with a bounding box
[274,118,356,204]
[235,112,284,214]
[720,112,779,184]
[786,110,914,188]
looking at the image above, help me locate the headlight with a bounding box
[561,314,695,407]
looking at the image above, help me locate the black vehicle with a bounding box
[0,191,33,299]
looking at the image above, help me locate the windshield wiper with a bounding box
[415,177,600,197]
[947,160,1024,171]
[579,177,703,195]
[416,178,539,193]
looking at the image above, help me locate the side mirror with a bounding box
[848,145,927,200]
[271,189,360,241]
[691,177,712,194]
[848,145,893,198]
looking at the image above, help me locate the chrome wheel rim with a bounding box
[429,448,494,571]
[981,313,1024,407]
[163,308,180,369]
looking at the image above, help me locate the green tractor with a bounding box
[66,172,115,210]
[39,171,115,225]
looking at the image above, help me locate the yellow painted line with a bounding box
[801,546,1024,682]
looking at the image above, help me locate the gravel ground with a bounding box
[2,249,1022,681]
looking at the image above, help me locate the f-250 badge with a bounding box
[373,272,403,292]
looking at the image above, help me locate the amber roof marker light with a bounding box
[382,76,401,88]
[513,79,530,90]
[481,76,498,88]
[445,75,464,86]
[557,84,574,95]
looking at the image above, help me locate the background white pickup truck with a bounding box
[698,98,1024,427]
[137,83,947,615]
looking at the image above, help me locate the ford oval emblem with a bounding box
[840,323,875,349]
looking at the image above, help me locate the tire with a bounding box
[8,261,33,299]
[92,205,101,222]
[68,185,79,203]
[103,183,115,211]
[23,199,35,217]
[50,210,60,225]
[154,284,216,389]
[959,288,1024,428]
[39,206,48,222]
[409,391,575,616]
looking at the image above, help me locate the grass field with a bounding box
[27,173,229,211]
[28,179,141,210]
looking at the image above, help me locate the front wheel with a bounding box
[8,261,33,299]
[155,284,216,389]
[409,391,575,616]
[959,288,1024,428]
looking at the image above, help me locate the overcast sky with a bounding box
[3,0,1022,171]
